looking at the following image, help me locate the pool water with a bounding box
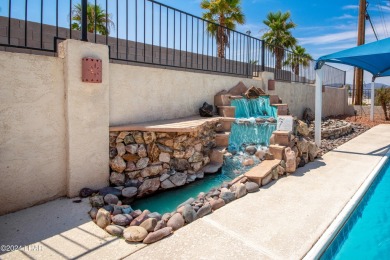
[321,159,390,259]
[131,155,260,214]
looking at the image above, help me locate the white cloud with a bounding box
[298,30,357,45]
[342,5,359,10]
[330,14,356,20]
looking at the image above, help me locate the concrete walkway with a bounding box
[1,124,389,260]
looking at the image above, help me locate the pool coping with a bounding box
[303,146,390,259]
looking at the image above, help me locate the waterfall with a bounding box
[231,96,277,119]
[229,96,277,151]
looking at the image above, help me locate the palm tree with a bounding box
[284,45,312,77]
[262,11,297,70]
[201,0,245,58]
[71,3,114,35]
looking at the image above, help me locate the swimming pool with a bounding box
[319,157,390,259]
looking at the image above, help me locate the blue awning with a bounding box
[316,37,390,78]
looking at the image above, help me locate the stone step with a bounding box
[268,144,286,160]
[218,117,235,132]
[269,95,280,105]
[217,106,235,118]
[214,90,232,107]
[244,159,281,186]
[273,130,291,146]
[215,132,230,147]
[272,104,288,115]
[209,147,227,164]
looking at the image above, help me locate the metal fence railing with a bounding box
[0,0,346,84]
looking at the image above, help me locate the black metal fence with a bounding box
[0,0,345,85]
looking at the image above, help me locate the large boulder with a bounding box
[284,147,297,173]
[167,213,185,231]
[143,227,173,244]
[123,226,148,242]
[199,102,213,117]
[303,107,315,123]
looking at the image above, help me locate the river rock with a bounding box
[122,187,138,198]
[143,132,156,144]
[194,143,202,152]
[203,162,222,174]
[148,212,162,220]
[136,157,149,169]
[161,213,171,222]
[171,158,189,171]
[157,144,173,153]
[159,153,171,163]
[189,152,203,163]
[96,208,111,229]
[245,145,257,155]
[133,132,144,144]
[234,183,247,199]
[123,153,140,162]
[130,209,142,218]
[297,138,309,156]
[104,194,119,205]
[161,179,175,189]
[112,214,133,226]
[242,158,254,166]
[99,187,122,197]
[196,203,212,218]
[154,220,166,231]
[184,147,195,159]
[245,181,259,193]
[123,226,148,242]
[124,135,135,145]
[157,138,174,148]
[110,172,125,186]
[140,218,157,232]
[122,206,134,214]
[182,204,197,223]
[110,156,126,173]
[90,195,104,207]
[209,198,225,210]
[220,191,236,204]
[125,144,138,154]
[105,225,125,236]
[138,178,160,196]
[80,188,97,198]
[255,150,265,160]
[284,147,297,173]
[89,207,98,219]
[143,227,173,244]
[196,171,204,179]
[109,147,118,159]
[167,213,185,231]
[177,198,195,209]
[169,172,187,186]
[116,143,126,156]
[103,204,114,213]
[130,210,151,226]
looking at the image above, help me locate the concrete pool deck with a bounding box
[1,124,389,259]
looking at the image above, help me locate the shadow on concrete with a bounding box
[261,159,327,190]
[332,144,390,157]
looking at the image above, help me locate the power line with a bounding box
[366,10,379,40]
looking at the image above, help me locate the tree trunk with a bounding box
[275,47,284,70]
[217,16,226,59]
[382,102,389,120]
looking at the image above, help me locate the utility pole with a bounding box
[354,0,366,105]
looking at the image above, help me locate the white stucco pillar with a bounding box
[315,69,323,147]
[370,80,375,121]
[59,40,109,197]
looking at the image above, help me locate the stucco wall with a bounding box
[273,81,352,119]
[109,64,264,125]
[0,51,66,215]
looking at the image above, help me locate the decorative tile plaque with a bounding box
[82,57,102,83]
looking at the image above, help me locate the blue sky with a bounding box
[2,0,390,84]
[161,0,390,85]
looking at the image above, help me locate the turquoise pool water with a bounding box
[321,159,390,259]
[131,155,259,214]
